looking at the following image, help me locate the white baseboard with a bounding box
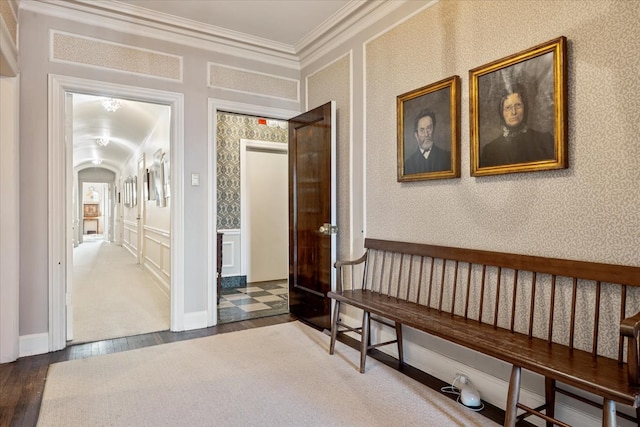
[19,333,49,357]
[183,310,208,331]
[338,311,609,427]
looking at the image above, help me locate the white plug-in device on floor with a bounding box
[441,373,484,411]
[460,386,481,408]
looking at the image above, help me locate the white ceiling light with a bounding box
[92,159,103,165]
[100,97,122,112]
[96,137,110,147]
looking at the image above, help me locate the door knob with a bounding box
[318,223,338,235]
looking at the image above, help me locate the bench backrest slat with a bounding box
[345,239,640,362]
[570,277,578,351]
[593,281,601,358]
[528,273,537,338]
[510,270,518,333]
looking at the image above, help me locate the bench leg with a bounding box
[329,300,340,355]
[545,377,556,427]
[360,311,370,374]
[395,322,404,366]
[602,399,616,427]
[505,365,521,427]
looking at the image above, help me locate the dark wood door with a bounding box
[288,102,336,331]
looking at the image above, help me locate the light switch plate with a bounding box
[191,173,200,186]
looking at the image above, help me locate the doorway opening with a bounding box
[69,93,171,344]
[215,111,290,324]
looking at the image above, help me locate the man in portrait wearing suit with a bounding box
[480,83,554,168]
[404,110,451,174]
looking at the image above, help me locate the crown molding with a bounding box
[298,0,412,70]
[22,0,301,69]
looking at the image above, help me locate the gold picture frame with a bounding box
[469,36,567,177]
[397,75,461,182]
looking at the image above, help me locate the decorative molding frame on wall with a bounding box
[208,62,299,103]
[122,219,138,258]
[218,229,241,277]
[143,225,171,294]
[50,30,183,82]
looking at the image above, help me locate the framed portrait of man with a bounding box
[469,36,567,177]
[397,75,461,182]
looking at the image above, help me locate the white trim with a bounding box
[208,99,299,327]
[240,139,288,280]
[0,75,19,363]
[22,0,299,70]
[329,101,337,293]
[298,0,412,69]
[19,333,49,358]
[183,310,208,331]
[49,30,184,82]
[48,75,185,351]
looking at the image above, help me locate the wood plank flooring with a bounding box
[0,313,521,427]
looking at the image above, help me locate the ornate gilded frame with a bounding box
[469,36,567,176]
[397,75,461,182]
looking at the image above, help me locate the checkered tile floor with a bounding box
[217,280,289,324]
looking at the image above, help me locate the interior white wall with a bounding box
[244,142,288,283]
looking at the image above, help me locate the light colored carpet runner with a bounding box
[72,236,170,344]
[38,321,497,426]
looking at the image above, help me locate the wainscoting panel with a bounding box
[122,219,137,257]
[143,225,170,292]
[219,229,241,277]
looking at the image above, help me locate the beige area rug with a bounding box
[38,321,497,427]
[72,236,170,343]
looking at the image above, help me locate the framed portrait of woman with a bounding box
[469,36,567,177]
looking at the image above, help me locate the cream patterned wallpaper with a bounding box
[209,63,299,102]
[51,31,182,81]
[307,54,351,259]
[216,112,288,229]
[0,0,17,44]
[366,0,640,267]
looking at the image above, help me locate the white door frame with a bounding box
[240,139,288,282]
[49,75,185,351]
[208,99,299,326]
[136,156,145,265]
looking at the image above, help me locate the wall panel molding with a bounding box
[50,30,183,82]
[208,62,299,102]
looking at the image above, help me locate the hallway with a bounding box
[72,235,170,344]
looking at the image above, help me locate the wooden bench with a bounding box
[328,238,640,427]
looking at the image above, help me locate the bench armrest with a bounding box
[621,312,640,386]
[334,253,367,293]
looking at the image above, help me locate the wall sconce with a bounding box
[100,97,121,112]
[96,137,110,147]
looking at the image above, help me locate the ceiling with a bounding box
[73,94,169,170]
[71,0,355,170]
[113,0,353,46]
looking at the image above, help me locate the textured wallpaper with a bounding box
[307,54,352,259]
[365,0,640,267]
[52,31,182,81]
[216,112,288,229]
[209,63,299,102]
